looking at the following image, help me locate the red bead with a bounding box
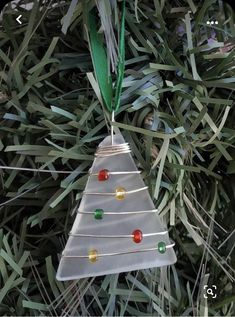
[98,169,110,181]
[132,229,143,243]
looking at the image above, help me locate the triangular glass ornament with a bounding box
[56,133,176,280]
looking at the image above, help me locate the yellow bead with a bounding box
[115,187,126,200]
[88,249,98,263]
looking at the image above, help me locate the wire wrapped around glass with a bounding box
[56,133,176,280]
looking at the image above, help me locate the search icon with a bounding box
[203,285,217,298]
[207,288,213,296]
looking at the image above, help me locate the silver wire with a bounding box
[62,243,175,258]
[77,209,158,215]
[90,171,141,176]
[95,143,131,157]
[83,186,148,196]
[95,116,131,156]
[69,231,168,238]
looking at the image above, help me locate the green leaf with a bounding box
[0,249,23,275]
[22,300,48,311]
[154,139,169,199]
[0,251,30,303]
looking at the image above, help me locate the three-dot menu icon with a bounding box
[207,21,218,25]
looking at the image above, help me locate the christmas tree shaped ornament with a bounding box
[56,133,176,280]
[56,0,176,280]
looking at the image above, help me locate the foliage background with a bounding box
[0,0,235,315]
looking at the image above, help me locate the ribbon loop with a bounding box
[87,1,126,113]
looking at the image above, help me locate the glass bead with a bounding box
[115,187,126,200]
[132,229,143,243]
[158,241,166,254]
[98,169,110,181]
[94,208,104,220]
[88,249,98,263]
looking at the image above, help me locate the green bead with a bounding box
[94,209,104,220]
[158,241,166,254]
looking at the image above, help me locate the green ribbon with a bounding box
[113,0,126,112]
[88,0,126,113]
